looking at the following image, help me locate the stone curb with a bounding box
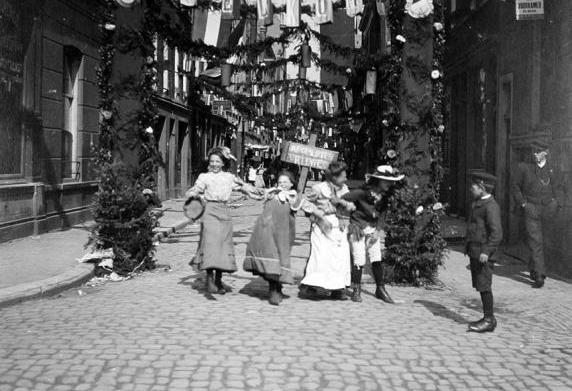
[0,263,94,309]
[0,219,192,309]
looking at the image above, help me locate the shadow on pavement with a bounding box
[414,299,470,324]
[178,273,217,301]
[238,277,270,301]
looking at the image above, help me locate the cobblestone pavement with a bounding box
[1,199,571,391]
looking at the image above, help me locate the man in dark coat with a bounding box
[466,170,503,333]
[511,140,561,288]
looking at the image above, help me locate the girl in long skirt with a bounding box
[185,147,261,294]
[243,171,312,305]
[299,161,356,300]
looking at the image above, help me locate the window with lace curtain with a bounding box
[62,46,82,180]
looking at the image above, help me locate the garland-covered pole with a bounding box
[381,0,447,285]
[92,0,159,274]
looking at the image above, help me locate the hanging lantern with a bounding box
[221,63,233,87]
[365,69,377,95]
[180,0,197,6]
[301,43,312,68]
[299,66,307,80]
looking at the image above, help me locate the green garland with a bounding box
[91,0,160,274]
[380,0,447,285]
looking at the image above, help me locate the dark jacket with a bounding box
[342,188,380,229]
[466,196,503,259]
[512,162,562,206]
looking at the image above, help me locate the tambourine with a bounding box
[183,196,205,221]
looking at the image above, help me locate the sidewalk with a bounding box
[0,199,191,307]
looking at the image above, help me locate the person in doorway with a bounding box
[512,140,562,288]
[343,165,404,303]
[466,170,503,333]
[243,171,314,305]
[185,147,262,295]
[299,161,355,300]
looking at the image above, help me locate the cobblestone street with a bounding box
[1,200,571,391]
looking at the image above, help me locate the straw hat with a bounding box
[365,165,405,182]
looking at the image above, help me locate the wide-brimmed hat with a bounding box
[365,165,405,182]
[183,196,206,221]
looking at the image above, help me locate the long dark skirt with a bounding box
[191,202,237,272]
[243,198,295,284]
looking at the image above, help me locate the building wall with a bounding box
[445,0,572,275]
[0,0,101,243]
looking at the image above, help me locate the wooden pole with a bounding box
[297,133,317,193]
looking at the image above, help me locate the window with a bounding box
[62,46,82,180]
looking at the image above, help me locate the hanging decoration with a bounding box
[180,0,197,6]
[221,62,233,87]
[221,0,241,19]
[365,69,377,95]
[284,0,301,27]
[405,0,434,19]
[314,0,334,25]
[301,42,312,67]
[257,0,274,26]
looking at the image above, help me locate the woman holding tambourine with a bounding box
[184,146,262,295]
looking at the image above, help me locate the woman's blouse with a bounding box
[185,172,242,202]
[307,181,350,215]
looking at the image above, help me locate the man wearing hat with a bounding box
[466,170,503,333]
[342,165,404,303]
[512,140,561,288]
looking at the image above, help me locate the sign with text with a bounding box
[516,0,544,20]
[281,142,339,170]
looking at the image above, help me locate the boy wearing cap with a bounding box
[466,170,503,333]
[512,140,562,288]
[342,165,404,303]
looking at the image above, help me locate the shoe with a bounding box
[277,282,290,299]
[532,277,545,289]
[206,271,218,294]
[375,285,395,304]
[330,289,349,301]
[468,317,497,333]
[529,270,537,281]
[214,272,227,294]
[269,281,281,306]
[351,287,362,302]
[468,317,485,327]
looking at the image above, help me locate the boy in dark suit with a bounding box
[466,170,503,333]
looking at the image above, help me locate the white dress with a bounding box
[300,181,351,290]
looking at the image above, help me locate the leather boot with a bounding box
[206,270,217,294]
[269,281,281,306]
[468,317,497,333]
[350,267,363,302]
[214,271,227,294]
[277,282,289,299]
[532,276,545,289]
[371,262,394,304]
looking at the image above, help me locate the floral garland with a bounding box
[380,0,447,285]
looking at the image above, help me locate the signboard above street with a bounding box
[516,0,544,20]
[281,141,338,170]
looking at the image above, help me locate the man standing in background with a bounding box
[512,140,562,288]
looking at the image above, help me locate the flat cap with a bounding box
[469,169,497,189]
[529,139,549,151]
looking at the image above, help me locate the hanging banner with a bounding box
[314,0,333,25]
[221,0,241,20]
[346,0,358,18]
[257,0,274,26]
[284,0,300,27]
[516,0,544,20]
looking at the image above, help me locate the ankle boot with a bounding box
[214,271,226,294]
[206,270,217,293]
[277,282,289,299]
[269,281,281,306]
[372,262,395,304]
[350,267,363,302]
